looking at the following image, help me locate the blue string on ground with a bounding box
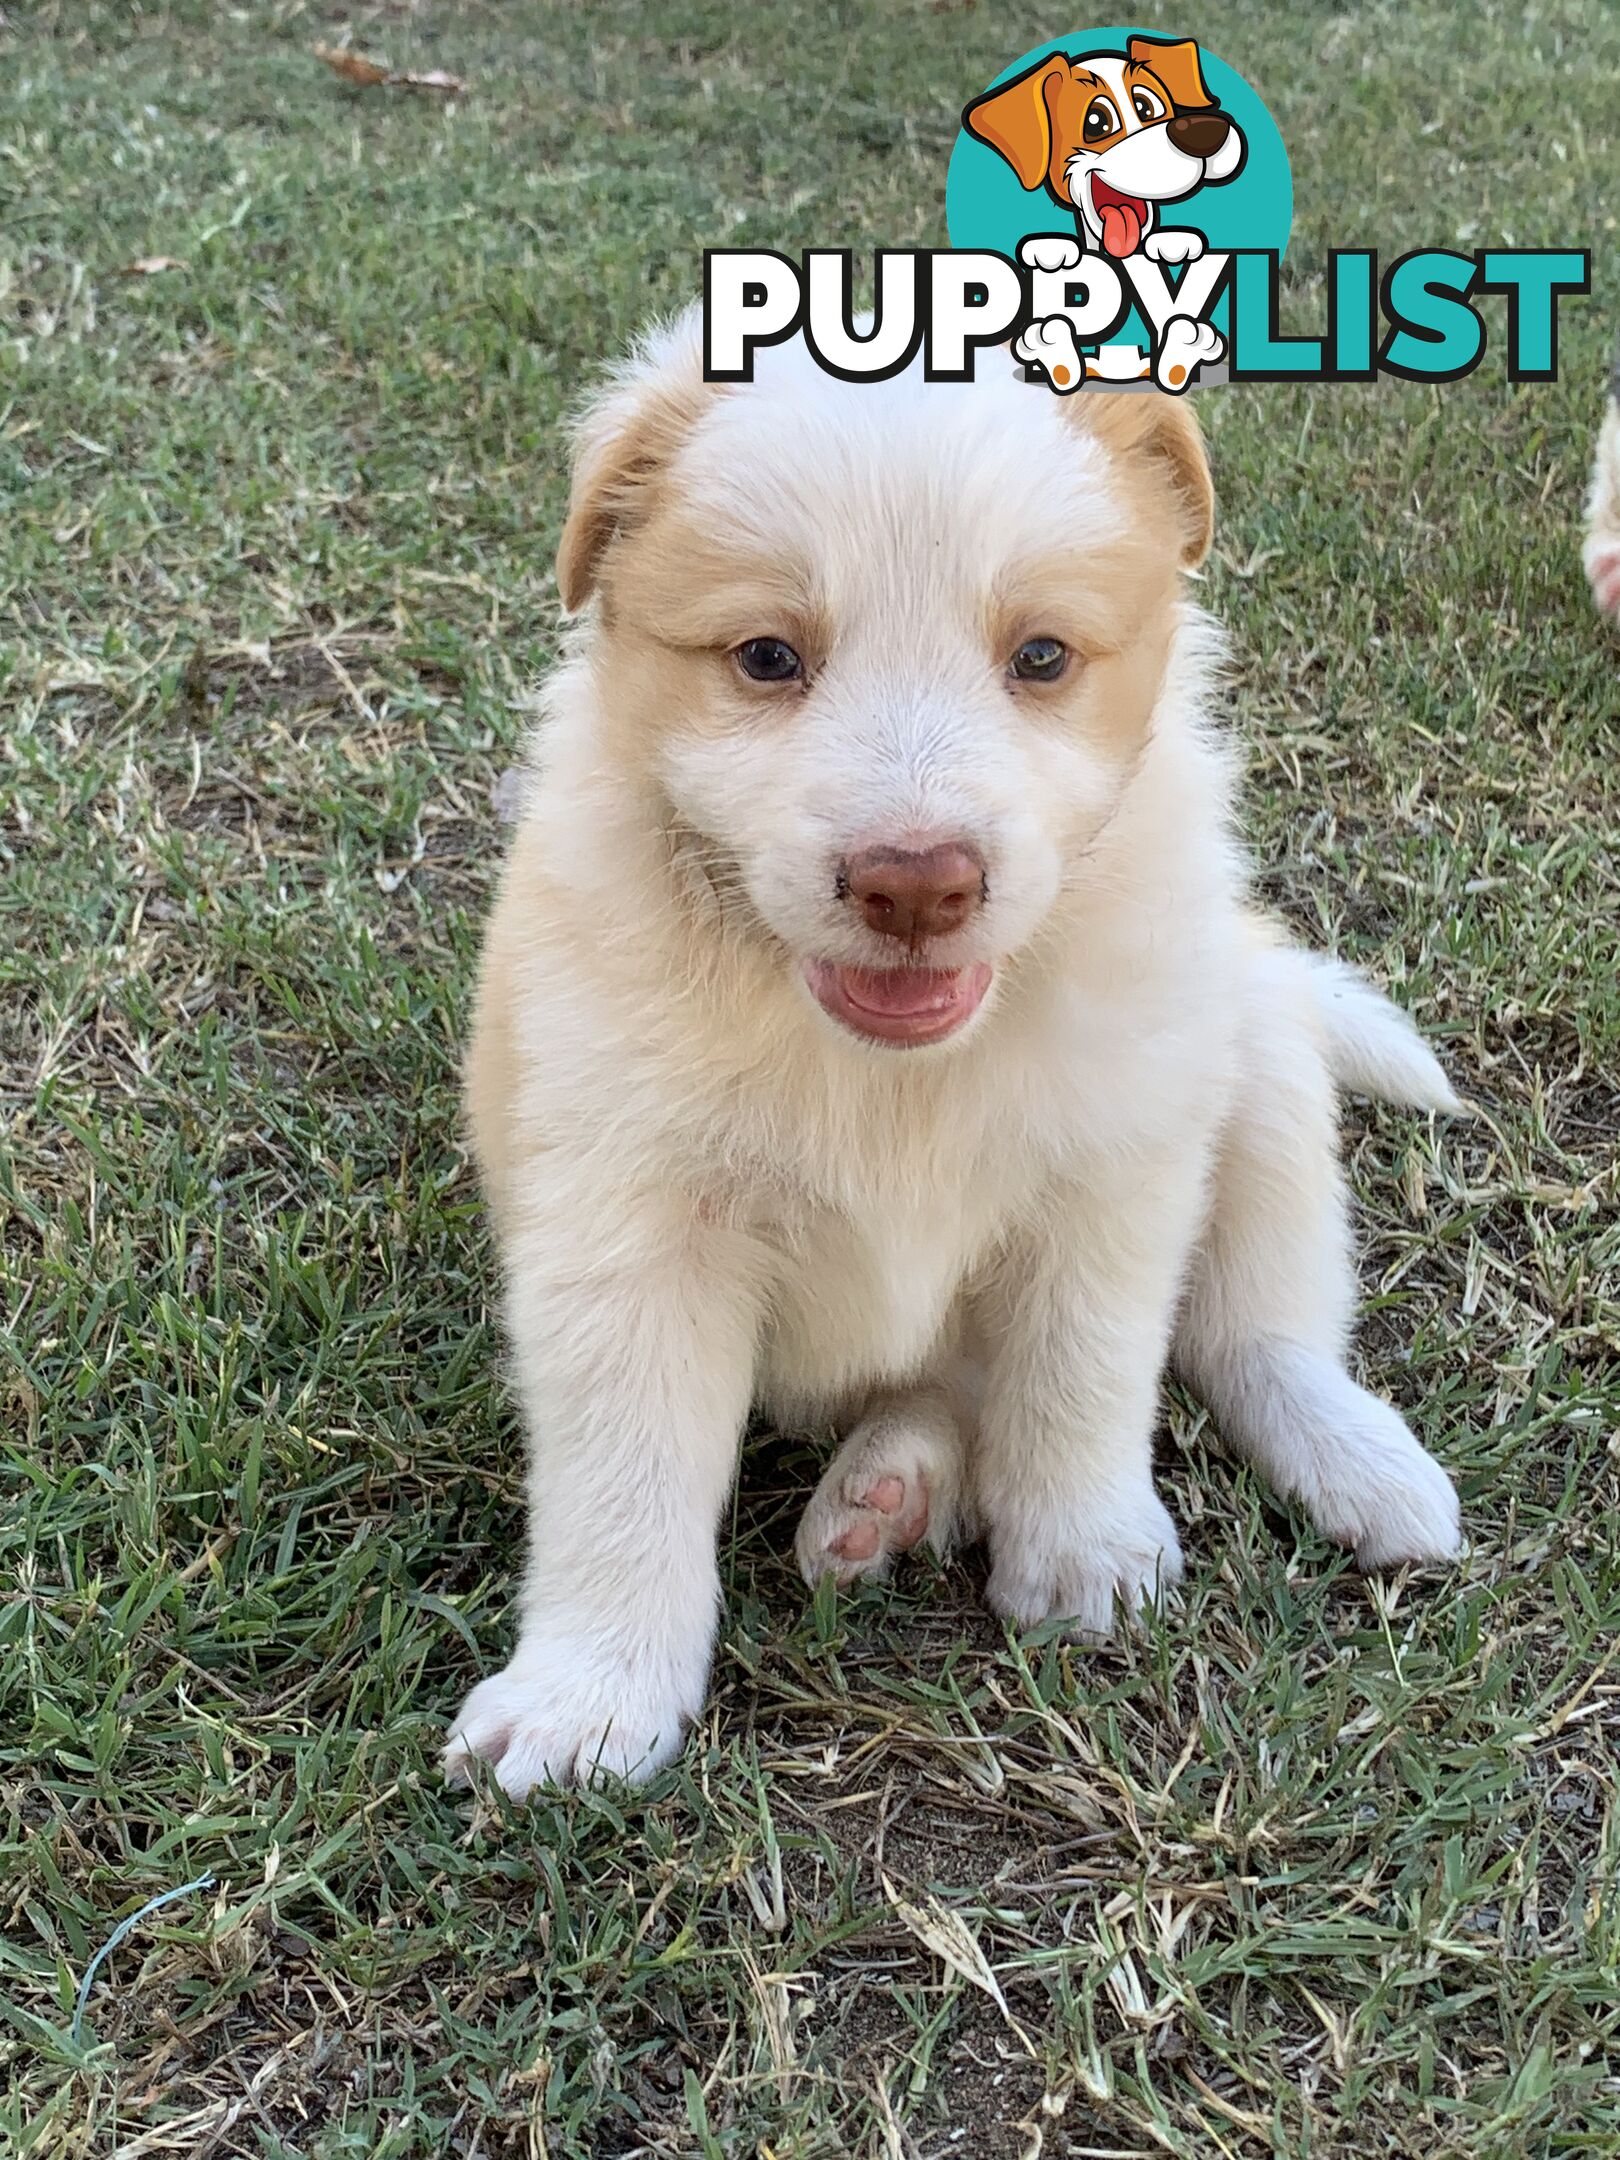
[71,1872,217,2045]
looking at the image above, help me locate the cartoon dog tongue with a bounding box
[1098,198,1144,258]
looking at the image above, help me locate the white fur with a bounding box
[1304,954,1462,1112]
[445,320,1462,1797]
[1584,390,1620,623]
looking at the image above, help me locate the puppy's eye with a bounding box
[1082,95,1120,142]
[1010,636,1068,683]
[1132,88,1165,123]
[733,637,803,684]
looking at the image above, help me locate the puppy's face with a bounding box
[560,326,1212,1050]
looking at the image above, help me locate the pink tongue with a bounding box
[1100,201,1142,258]
[839,966,963,1016]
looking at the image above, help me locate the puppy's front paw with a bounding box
[1019,233,1084,274]
[1585,537,1620,623]
[444,1642,697,1797]
[985,1482,1183,1637]
[1302,1392,1461,1572]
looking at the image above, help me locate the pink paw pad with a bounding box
[860,1474,929,1548]
[1591,543,1620,619]
[829,1516,882,1562]
[824,1473,930,1563]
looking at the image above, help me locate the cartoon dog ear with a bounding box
[1078,390,1215,569]
[1127,35,1216,113]
[963,57,1068,190]
[557,308,718,611]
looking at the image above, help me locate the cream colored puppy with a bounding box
[445,313,1462,1797]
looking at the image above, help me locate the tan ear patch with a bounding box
[1072,390,1215,569]
[963,57,1068,190]
[556,325,718,612]
[1127,35,1215,113]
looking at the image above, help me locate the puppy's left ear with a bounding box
[1078,390,1215,569]
[1128,35,1216,113]
[557,309,717,611]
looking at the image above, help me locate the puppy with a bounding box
[965,36,1246,260]
[1585,342,1620,622]
[445,316,1462,1797]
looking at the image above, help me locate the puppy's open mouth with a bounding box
[1089,176,1150,259]
[802,961,993,1047]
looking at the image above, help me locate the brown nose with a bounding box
[1167,110,1231,159]
[842,841,986,943]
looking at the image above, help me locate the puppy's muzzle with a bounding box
[841,841,986,943]
[1166,111,1232,159]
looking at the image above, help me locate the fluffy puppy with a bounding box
[445,316,1462,1797]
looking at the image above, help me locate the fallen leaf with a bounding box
[314,41,391,87]
[119,256,188,276]
[313,42,467,94]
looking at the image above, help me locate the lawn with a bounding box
[2,1,1618,2154]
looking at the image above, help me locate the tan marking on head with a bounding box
[986,521,1181,763]
[597,493,832,755]
[556,321,721,612]
[1064,390,1215,569]
[1126,35,1216,112]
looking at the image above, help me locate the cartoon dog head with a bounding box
[964,36,1246,259]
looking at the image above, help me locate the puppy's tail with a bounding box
[1303,955,1462,1114]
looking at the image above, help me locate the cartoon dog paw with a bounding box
[1143,228,1206,266]
[1154,315,1223,393]
[1016,314,1086,393]
[1019,234,1084,275]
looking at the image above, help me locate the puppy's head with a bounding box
[558,316,1213,1050]
[964,39,1246,258]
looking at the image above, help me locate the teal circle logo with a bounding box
[947,29,1292,265]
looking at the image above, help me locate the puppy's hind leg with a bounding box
[1173,951,1461,1571]
[794,1376,976,1588]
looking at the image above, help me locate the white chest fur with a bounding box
[755,1183,989,1417]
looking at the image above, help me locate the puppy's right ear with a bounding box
[962,56,1068,190]
[556,311,716,612]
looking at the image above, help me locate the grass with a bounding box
[2,0,1617,2153]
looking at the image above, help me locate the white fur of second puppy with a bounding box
[445,316,1463,1798]
[1584,347,1620,622]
